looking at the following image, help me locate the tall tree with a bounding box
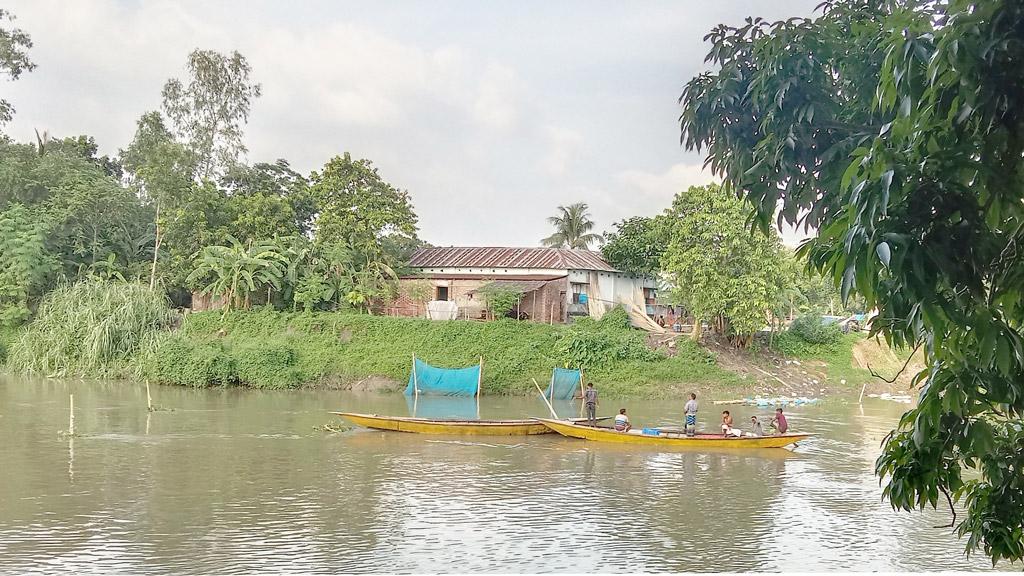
[220,160,313,240]
[121,112,195,289]
[541,202,602,250]
[309,152,418,247]
[0,8,35,125]
[660,185,786,345]
[680,0,1024,564]
[161,49,261,180]
[601,216,669,276]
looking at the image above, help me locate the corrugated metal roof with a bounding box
[466,279,552,295]
[409,247,619,272]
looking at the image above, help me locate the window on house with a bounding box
[436,286,449,301]
[570,282,588,304]
[643,287,657,305]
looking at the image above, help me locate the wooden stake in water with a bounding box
[859,382,867,404]
[69,393,75,436]
[146,380,153,411]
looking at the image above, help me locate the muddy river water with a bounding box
[0,377,997,573]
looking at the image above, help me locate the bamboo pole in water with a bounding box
[578,368,587,417]
[146,380,153,411]
[533,378,558,418]
[69,393,75,436]
[859,382,866,404]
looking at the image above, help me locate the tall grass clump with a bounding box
[8,280,176,377]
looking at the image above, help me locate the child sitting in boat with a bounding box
[770,407,789,434]
[720,410,734,433]
[748,416,765,437]
[720,410,742,437]
[614,408,631,432]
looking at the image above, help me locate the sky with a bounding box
[4,0,820,248]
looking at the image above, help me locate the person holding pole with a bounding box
[574,382,599,426]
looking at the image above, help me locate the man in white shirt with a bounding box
[614,408,631,432]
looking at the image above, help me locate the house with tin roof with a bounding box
[388,246,659,327]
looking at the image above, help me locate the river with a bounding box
[0,376,997,573]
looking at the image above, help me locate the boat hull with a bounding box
[334,412,553,436]
[535,418,811,448]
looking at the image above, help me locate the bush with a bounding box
[557,307,662,369]
[234,342,304,389]
[153,338,236,388]
[787,314,842,345]
[8,280,177,377]
[150,335,306,389]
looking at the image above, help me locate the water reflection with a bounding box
[0,376,999,573]
[405,396,479,420]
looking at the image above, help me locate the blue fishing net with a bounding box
[543,368,582,401]
[404,395,479,419]
[404,358,481,397]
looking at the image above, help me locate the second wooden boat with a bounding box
[535,418,811,448]
[335,412,604,436]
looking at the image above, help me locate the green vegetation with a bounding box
[7,280,175,377]
[661,184,787,346]
[601,216,668,277]
[142,307,736,396]
[680,0,1024,563]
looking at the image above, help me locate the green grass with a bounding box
[0,324,23,365]
[144,309,740,395]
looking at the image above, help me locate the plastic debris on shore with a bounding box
[866,393,913,404]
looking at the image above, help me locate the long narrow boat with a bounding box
[334,412,605,436]
[535,418,811,448]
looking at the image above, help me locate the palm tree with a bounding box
[541,203,602,249]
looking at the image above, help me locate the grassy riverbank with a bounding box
[143,309,742,396]
[2,280,896,398]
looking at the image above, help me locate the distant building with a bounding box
[388,246,658,325]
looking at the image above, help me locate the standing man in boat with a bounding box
[684,392,698,436]
[575,383,599,426]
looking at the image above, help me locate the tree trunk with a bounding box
[149,198,162,290]
[690,317,702,341]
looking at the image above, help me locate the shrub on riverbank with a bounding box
[144,309,736,395]
[7,280,176,377]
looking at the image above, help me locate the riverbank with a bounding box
[144,310,916,399]
[142,309,740,397]
[4,306,919,399]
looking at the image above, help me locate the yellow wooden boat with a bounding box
[535,418,811,448]
[334,412,564,436]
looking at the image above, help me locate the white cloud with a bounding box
[540,125,584,176]
[4,0,822,248]
[610,162,716,215]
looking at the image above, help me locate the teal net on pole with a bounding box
[405,396,479,420]
[543,368,582,400]
[404,358,481,397]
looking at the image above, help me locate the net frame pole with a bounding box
[477,356,483,419]
[477,356,484,398]
[533,378,558,418]
[549,370,555,402]
[412,353,420,396]
[579,367,587,418]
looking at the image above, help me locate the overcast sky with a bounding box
[4,0,819,247]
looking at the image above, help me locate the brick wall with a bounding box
[515,278,567,323]
[388,277,569,323]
